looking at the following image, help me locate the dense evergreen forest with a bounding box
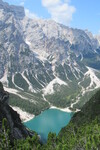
[0,89,100,149]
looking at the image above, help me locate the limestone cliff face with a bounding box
[0,0,100,116]
[0,0,25,19]
[0,82,33,140]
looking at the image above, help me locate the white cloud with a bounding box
[20,2,25,6]
[42,0,76,25]
[42,0,60,7]
[25,9,38,19]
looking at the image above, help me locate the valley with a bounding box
[0,0,100,149]
[0,0,100,118]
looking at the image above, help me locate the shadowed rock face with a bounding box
[0,82,33,141]
[0,82,9,104]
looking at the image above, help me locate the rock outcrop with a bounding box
[0,82,33,141]
[0,0,100,115]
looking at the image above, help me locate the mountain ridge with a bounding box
[0,0,100,116]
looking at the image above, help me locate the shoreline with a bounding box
[11,106,35,122]
[11,105,79,123]
[23,115,35,123]
[50,106,72,113]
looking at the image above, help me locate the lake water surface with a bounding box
[24,109,72,142]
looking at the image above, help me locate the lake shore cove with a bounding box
[24,109,73,143]
[0,80,100,149]
[12,104,77,122]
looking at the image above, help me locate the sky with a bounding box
[3,0,100,35]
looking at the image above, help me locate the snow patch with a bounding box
[25,39,31,46]
[80,53,83,61]
[70,66,100,109]
[43,77,68,95]
[36,54,48,62]
[33,50,48,62]
[77,66,100,97]
[85,67,100,90]
[4,87,28,100]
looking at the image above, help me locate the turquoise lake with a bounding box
[24,109,72,143]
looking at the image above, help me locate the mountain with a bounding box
[0,0,100,116]
[95,34,100,45]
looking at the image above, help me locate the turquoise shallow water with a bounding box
[24,109,72,142]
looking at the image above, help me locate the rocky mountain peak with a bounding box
[0,0,100,117]
[0,0,3,3]
[0,0,25,19]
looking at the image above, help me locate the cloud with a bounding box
[42,0,60,7]
[25,9,38,19]
[20,2,25,6]
[98,30,100,34]
[42,0,76,25]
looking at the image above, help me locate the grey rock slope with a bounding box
[0,0,100,115]
[0,82,33,141]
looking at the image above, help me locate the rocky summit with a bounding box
[0,0,100,115]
